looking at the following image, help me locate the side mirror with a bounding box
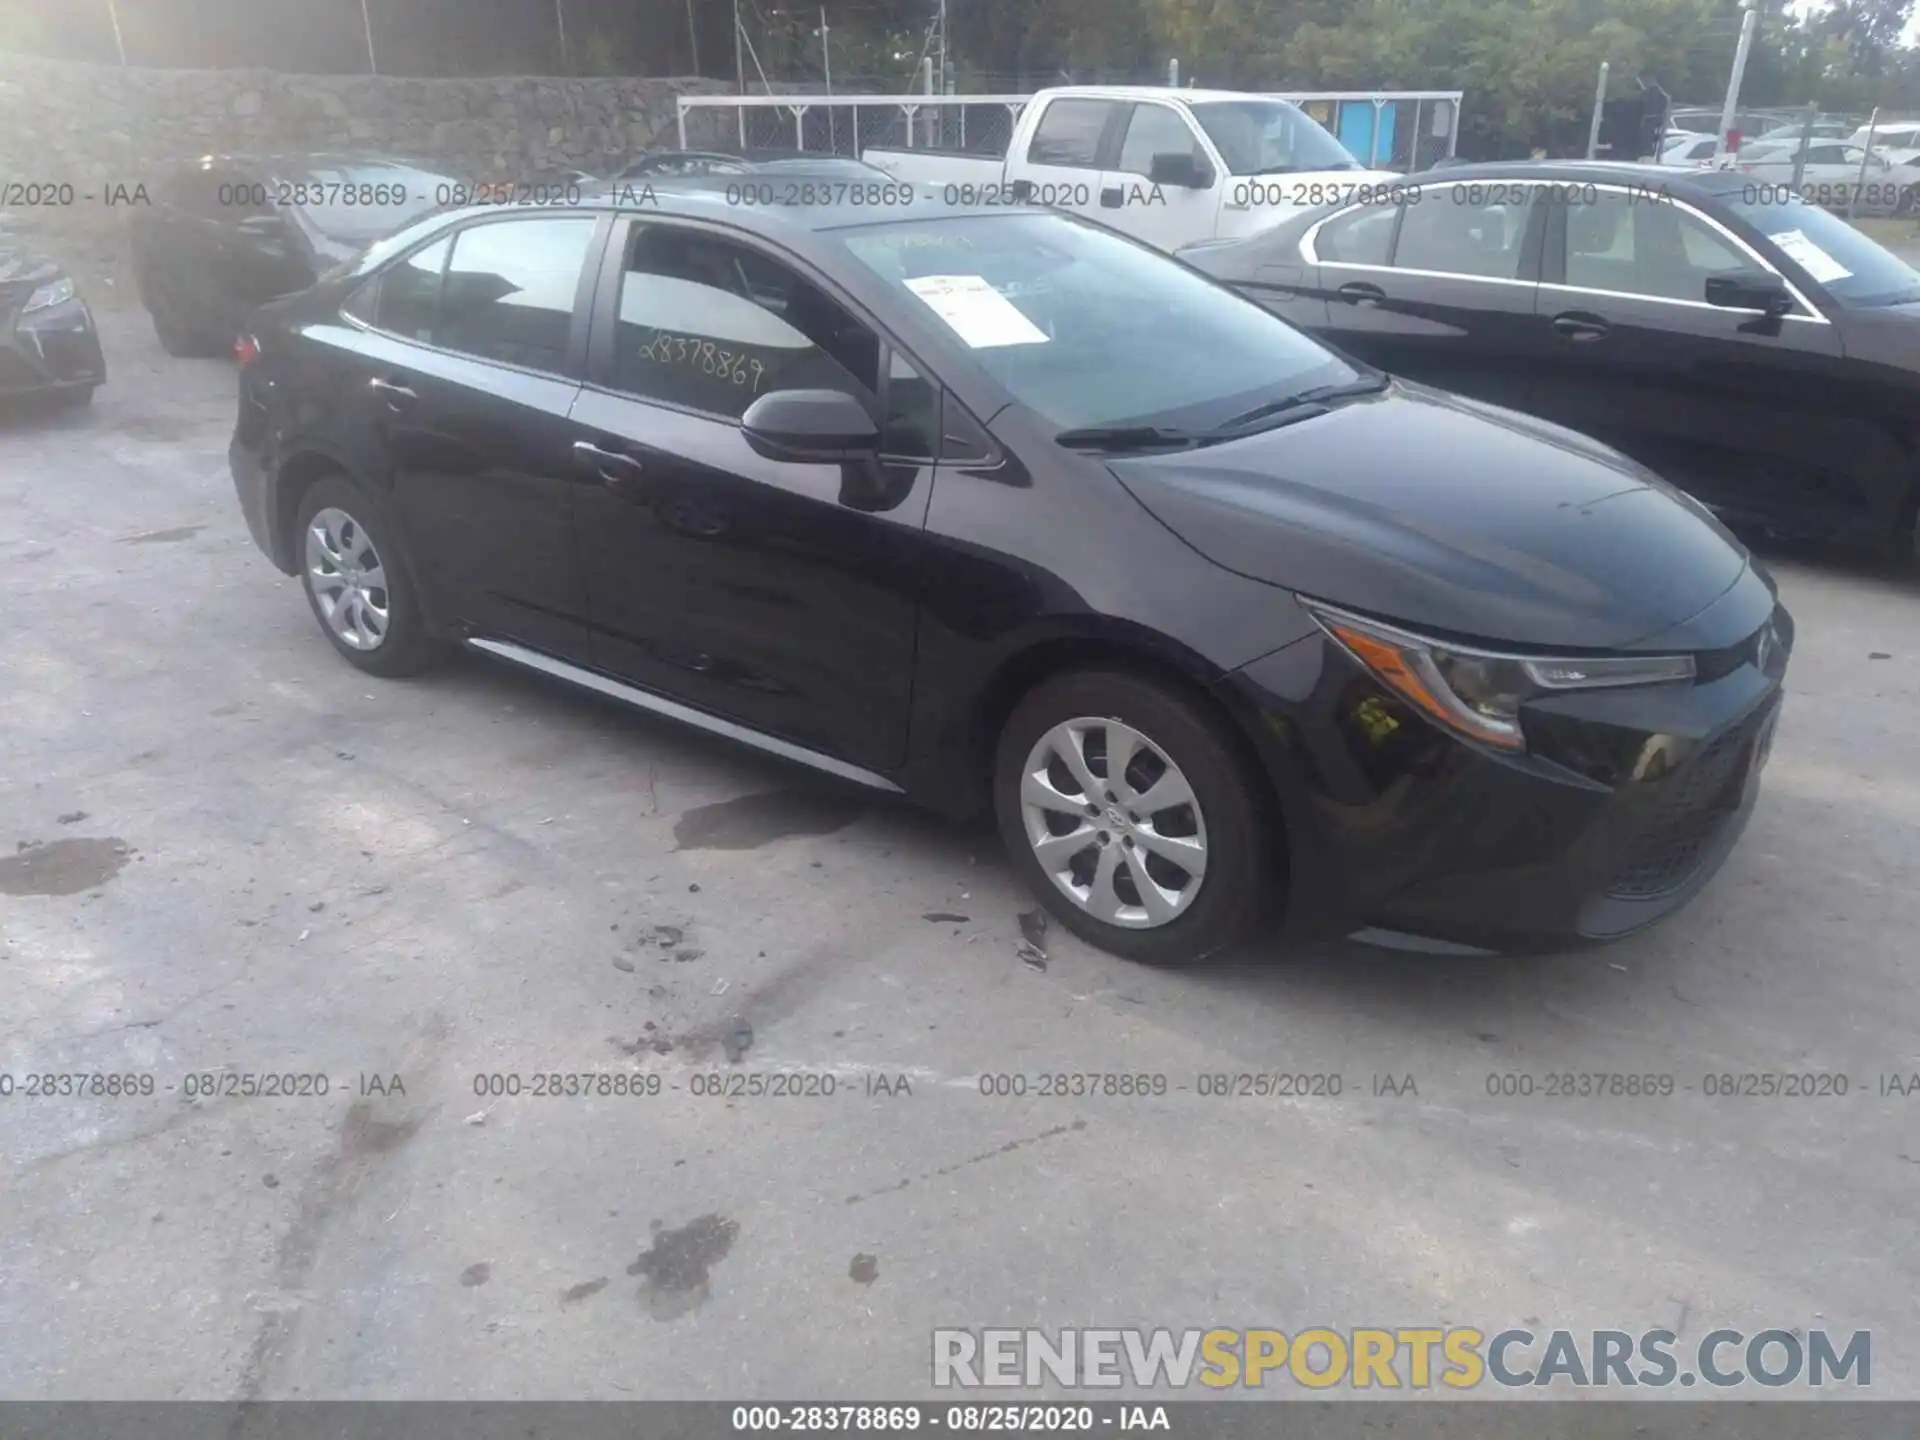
[740,389,880,462]
[1705,270,1794,316]
[1149,150,1213,189]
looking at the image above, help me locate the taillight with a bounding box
[234,333,260,366]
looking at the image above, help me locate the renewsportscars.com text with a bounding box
[932,1327,1870,1391]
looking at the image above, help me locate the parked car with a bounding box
[1753,121,1854,144]
[1658,134,1725,167]
[229,184,1789,964]
[0,221,106,409]
[1180,159,1920,552]
[862,86,1397,252]
[612,149,895,183]
[130,153,460,357]
[1848,119,1920,159]
[1730,140,1920,214]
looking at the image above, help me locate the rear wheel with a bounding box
[993,669,1273,966]
[294,475,441,678]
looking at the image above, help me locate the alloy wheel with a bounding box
[1017,716,1209,929]
[304,506,390,652]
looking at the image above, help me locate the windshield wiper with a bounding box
[1054,424,1203,453]
[1206,376,1390,437]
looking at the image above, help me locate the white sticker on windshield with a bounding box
[902,274,1050,348]
[1770,228,1851,284]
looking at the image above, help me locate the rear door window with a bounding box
[1394,186,1535,280]
[436,217,597,373]
[370,235,452,342]
[1027,99,1119,169]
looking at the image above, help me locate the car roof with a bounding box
[1405,159,1729,193]
[439,178,1046,235]
[1034,85,1278,105]
[188,152,457,176]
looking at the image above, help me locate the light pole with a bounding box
[104,0,127,64]
[1586,60,1609,159]
[1716,0,1760,164]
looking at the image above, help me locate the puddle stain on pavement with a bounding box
[627,1214,740,1320]
[672,789,867,852]
[0,837,131,896]
[119,523,206,544]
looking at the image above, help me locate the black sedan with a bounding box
[0,223,105,408]
[1181,161,1920,555]
[130,154,459,358]
[228,185,1789,964]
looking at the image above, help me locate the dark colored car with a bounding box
[0,222,106,408]
[130,154,460,358]
[228,185,1790,965]
[1180,160,1920,555]
[612,149,894,183]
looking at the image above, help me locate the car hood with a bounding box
[1106,381,1751,651]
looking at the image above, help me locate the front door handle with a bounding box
[1335,281,1386,308]
[1551,312,1611,342]
[1100,186,1124,209]
[368,376,417,410]
[573,440,647,494]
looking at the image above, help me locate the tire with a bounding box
[1899,185,1918,218]
[993,669,1274,967]
[144,276,227,359]
[293,474,441,678]
[56,386,96,410]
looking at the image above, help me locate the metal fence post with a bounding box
[359,0,378,73]
[1790,101,1815,192]
[1850,106,1880,220]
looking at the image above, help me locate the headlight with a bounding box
[1304,600,1696,752]
[23,275,75,312]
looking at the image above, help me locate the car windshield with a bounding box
[287,162,453,242]
[1718,188,1920,307]
[1188,100,1360,175]
[837,212,1359,432]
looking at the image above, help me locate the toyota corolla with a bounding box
[228,185,1790,965]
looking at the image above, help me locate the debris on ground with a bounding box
[1016,909,1049,971]
[722,1017,754,1063]
[612,956,635,973]
[923,912,970,923]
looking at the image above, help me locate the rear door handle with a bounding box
[1099,186,1124,209]
[1335,281,1386,308]
[573,440,647,494]
[368,376,417,409]
[1551,312,1611,342]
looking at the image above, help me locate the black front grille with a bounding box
[1605,707,1769,899]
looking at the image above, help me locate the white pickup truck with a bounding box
[862,85,1400,252]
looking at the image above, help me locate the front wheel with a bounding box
[993,670,1274,966]
[294,475,441,678]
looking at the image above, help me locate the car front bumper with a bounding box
[0,296,106,397]
[1222,600,1792,955]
